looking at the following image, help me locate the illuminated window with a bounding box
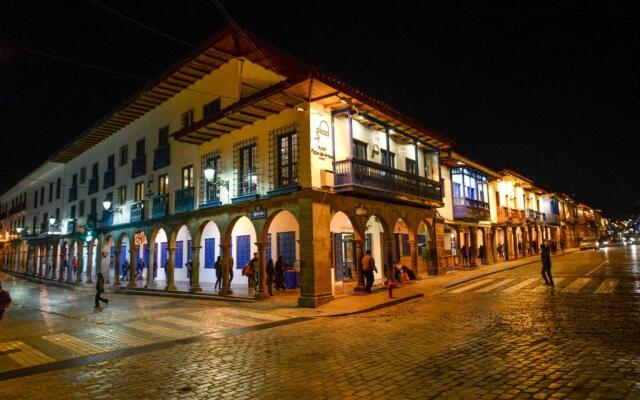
[277,130,298,187]
[158,174,169,195]
[180,109,194,128]
[182,166,194,188]
[135,182,144,202]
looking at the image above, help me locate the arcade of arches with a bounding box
[0,191,445,307]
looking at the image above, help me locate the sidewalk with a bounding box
[309,248,580,317]
[1,249,578,318]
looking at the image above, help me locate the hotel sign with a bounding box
[250,206,267,220]
[312,120,333,161]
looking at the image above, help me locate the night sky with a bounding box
[1,1,638,218]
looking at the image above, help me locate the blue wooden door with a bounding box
[204,238,215,268]
[277,232,296,266]
[236,235,250,269]
[175,241,183,269]
[160,243,168,267]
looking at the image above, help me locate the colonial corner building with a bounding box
[0,26,607,307]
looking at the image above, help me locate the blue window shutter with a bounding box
[402,234,410,256]
[187,240,193,263]
[277,232,296,266]
[160,242,168,267]
[205,238,215,268]
[175,241,183,269]
[266,233,272,262]
[143,244,149,267]
[154,243,158,266]
[236,235,250,269]
[121,245,127,266]
[135,247,141,265]
[418,235,426,245]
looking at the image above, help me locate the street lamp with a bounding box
[102,199,112,210]
[16,227,23,234]
[49,217,56,226]
[203,163,215,181]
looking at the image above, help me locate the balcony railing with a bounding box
[87,212,98,228]
[40,221,49,234]
[103,169,115,189]
[152,194,169,219]
[101,210,114,227]
[153,145,170,170]
[174,187,195,214]
[68,186,78,202]
[67,220,76,234]
[497,207,526,224]
[525,209,546,224]
[334,158,442,202]
[88,176,99,195]
[130,201,145,223]
[131,155,146,179]
[452,197,490,221]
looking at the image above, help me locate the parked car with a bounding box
[580,236,600,250]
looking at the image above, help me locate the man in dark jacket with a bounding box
[0,282,12,321]
[95,272,109,308]
[540,242,554,286]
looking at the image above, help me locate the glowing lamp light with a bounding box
[49,217,56,225]
[204,165,215,182]
[16,227,23,234]
[86,234,93,242]
[102,199,112,210]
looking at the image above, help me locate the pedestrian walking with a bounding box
[0,282,12,321]
[72,257,78,278]
[94,272,109,308]
[266,258,275,296]
[152,261,158,280]
[478,245,485,264]
[461,245,468,267]
[559,238,566,254]
[186,260,193,287]
[361,250,377,293]
[550,241,557,255]
[136,258,144,280]
[540,242,554,286]
[275,255,286,291]
[121,260,129,281]
[214,256,223,290]
[517,242,523,256]
[249,253,259,291]
[497,244,504,260]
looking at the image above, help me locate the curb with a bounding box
[319,292,424,317]
[112,288,256,303]
[444,249,579,290]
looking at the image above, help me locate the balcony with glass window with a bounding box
[68,186,77,202]
[174,187,194,213]
[131,155,146,179]
[525,209,546,224]
[152,194,169,219]
[453,197,490,221]
[130,201,145,223]
[153,145,170,170]
[103,169,115,189]
[497,207,526,225]
[88,176,99,195]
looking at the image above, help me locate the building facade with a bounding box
[0,26,607,307]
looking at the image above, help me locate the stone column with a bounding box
[51,243,59,280]
[354,238,364,291]
[38,246,44,277]
[75,245,84,284]
[113,248,121,286]
[434,218,446,275]
[86,244,94,284]
[66,245,74,282]
[190,244,202,293]
[384,239,394,280]
[409,240,418,273]
[504,227,511,261]
[219,243,233,295]
[469,227,478,267]
[165,247,176,291]
[297,199,334,308]
[128,244,137,288]
[254,242,266,298]
[145,244,155,288]
[58,245,66,282]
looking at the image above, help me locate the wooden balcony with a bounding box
[525,208,546,224]
[130,201,145,223]
[152,194,169,219]
[333,158,442,204]
[174,187,195,214]
[497,207,526,225]
[452,197,490,221]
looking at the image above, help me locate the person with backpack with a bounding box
[0,282,11,321]
[361,250,377,293]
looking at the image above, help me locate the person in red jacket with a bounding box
[0,282,12,321]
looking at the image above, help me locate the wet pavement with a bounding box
[0,245,639,399]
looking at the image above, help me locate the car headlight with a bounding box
[603,241,609,245]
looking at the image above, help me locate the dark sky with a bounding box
[1,1,639,218]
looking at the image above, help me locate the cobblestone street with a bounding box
[1,246,639,399]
